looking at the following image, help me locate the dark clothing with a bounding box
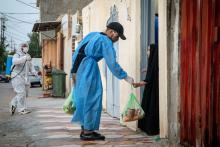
[71,33,107,74]
[71,42,88,74]
[138,44,159,135]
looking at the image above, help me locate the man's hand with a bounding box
[132,81,147,88]
[141,68,147,73]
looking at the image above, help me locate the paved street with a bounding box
[0,82,166,147]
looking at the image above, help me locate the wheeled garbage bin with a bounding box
[51,68,66,97]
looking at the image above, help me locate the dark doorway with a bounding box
[139,0,159,135]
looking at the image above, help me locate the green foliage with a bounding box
[0,44,7,71]
[28,32,41,58]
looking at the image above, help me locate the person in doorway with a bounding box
[71,22,134,141]
[10,43,37,115]
[133,44,159,135]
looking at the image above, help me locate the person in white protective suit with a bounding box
[10,43,37,115]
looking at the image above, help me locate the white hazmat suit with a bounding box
[10,44,36,115]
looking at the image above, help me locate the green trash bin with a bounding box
[51,68,66,97]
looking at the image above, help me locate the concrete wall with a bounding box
[61,14,73,95]
[158,0,180,142]
[38,0,92,22]
[82,0,141,130]
[167,0,180,143]
[37,0,93,42]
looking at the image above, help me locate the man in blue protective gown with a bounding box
[71,22,134,140]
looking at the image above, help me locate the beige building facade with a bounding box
[42,0,174,140]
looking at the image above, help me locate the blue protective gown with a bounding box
[71,32,127,131]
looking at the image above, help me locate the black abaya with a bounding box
[138,44,159,135]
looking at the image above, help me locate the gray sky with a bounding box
[0,0,39,51]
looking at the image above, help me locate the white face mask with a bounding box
[22,47,29,53]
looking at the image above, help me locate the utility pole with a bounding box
[13,43,16,52]
[11,37,13,52]
[0,16,6,46]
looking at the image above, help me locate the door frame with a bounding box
[158,0,168,138]
[140,0,169,138]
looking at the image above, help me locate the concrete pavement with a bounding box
[0,82,169,147]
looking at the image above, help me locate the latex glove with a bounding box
[124,76,134,84]
[25,54,31,61]
[34,71,39,77]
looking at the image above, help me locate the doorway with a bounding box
[139,0,159,134]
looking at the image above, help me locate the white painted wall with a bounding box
[61,14,73,95]
[82,0,141,130]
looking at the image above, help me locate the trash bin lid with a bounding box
[51,68,66,75]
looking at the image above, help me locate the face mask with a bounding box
[22,47,29,53]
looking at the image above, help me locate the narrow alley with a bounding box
[1,0,220,146]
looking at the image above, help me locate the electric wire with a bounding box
[1,12,38,15]
[0,12,35,25]
[15,0,39,10]
[5,30,28,39]
[6,24,29,36]
[5,32,26,42]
